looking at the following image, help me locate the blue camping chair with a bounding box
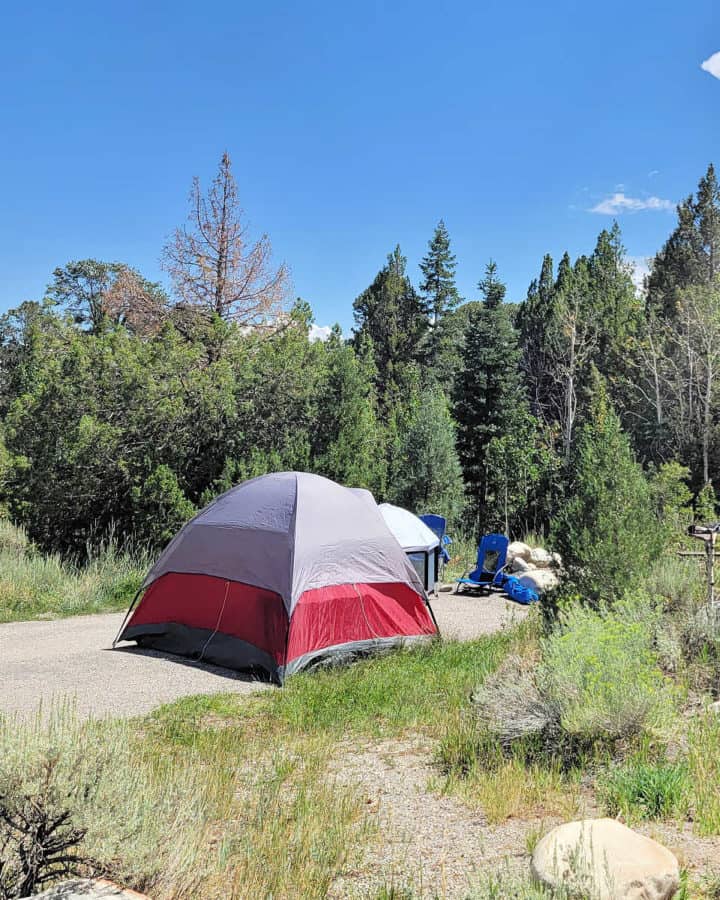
[455,533,509,594]
[419,514,452,564]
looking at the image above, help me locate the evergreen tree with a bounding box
[518,253,555,419]
[453,262,529,532]
[551,375,663,604]
[418,220,462,385]
[314,328,386,493]
[391,388,464,525]
[648,163,720,318]
[352,246,428,410]
[588,225,641,363]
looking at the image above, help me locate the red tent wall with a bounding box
[123,573,435,682]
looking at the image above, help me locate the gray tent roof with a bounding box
[143,472,424,614]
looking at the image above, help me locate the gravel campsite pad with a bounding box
[0,591,526,719]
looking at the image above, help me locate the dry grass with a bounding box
[689,713,720,837]
[0,704,372,899]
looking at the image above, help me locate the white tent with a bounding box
[379,503,440,552]
[379,503,440,592]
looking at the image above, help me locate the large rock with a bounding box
[529,547,554,568]
[531,818,680,900]
[510,556,532,573]
[507,541,532,562]
[518,569,560,595]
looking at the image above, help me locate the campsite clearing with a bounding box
[0,590,526,719]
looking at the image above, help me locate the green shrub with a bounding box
[540,605,673,741]
[550,378,664,605]
[471,653,558,751]
[598,759,690,821]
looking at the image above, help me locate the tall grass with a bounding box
[0,520,149,623]
[689,713,720,836]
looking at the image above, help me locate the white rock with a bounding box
[507,541,532,562]
[551,551,563,568]
[531,818,680,900]
[529,547,554,568]
[510,557,532,573]
[518,569,560,594]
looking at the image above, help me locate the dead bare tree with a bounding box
[546,286,597,461]
[678,281,720,486]
[102,267,167,336]
[0,758,88,899]
[162,153,289,328]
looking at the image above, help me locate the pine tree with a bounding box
[315,328,386,493]
[418,220,461,384]
[518,253,555,419]
[587,224,642,371]
[352,246,428,412]
[391,388,464,524]
[453,262,529,533]
[648,163,720,318]
[551,374,663,604]
[419,220,460,325]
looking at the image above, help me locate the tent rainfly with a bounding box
[115,472,438,683]
[378,503,441,593]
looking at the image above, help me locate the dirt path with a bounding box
[328,737,534,898]
[327,737,720,898]
[326,736,720,899]
[0,591,525,720]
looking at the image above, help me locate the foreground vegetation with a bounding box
[5,547,720,897]
[0,631,520,899]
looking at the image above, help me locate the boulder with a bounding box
[507,541,532,562]
[551,551,563,568]
[510,556,532,573]
[529,547,554,568]
[531,818,680,900]
[518,569,560,594]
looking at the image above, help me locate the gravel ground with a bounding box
[326,737,720,899]
[0,612,267,720]
[328,736,538,898]
[431,587,529,640]
[0,589,527,720]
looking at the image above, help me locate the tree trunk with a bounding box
[703,353,713,486]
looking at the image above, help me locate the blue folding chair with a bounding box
[419,514,452,564]
[455,533,509,594]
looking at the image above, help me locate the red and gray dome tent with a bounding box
[114,472,438,683]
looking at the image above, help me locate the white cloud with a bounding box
[648,169,660,178]
[627,256,651,295]
[701,51,720,80]
[309,323,333,342]
[589,192,674,215]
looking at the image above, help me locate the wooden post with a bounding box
[688,523,720,609]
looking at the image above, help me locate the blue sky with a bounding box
[1,1,718,332]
